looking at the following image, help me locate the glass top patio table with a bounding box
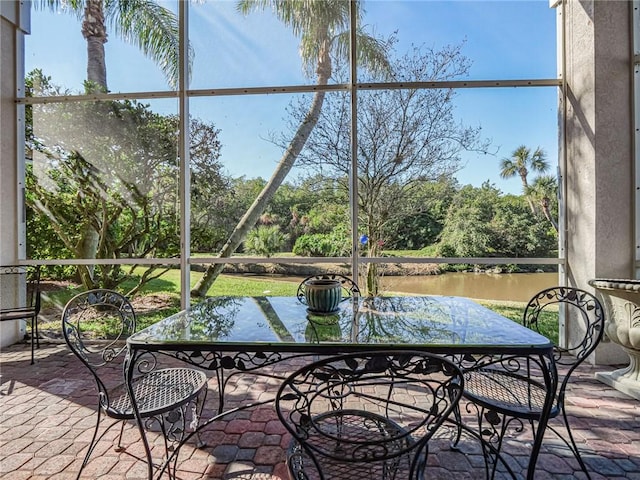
[126,295,555,480]
[128,295,553,353]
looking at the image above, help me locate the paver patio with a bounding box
[1,341,639,479]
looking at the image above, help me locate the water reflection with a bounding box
[380,272,558,301]
[250,272,559,302]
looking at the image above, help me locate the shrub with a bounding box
[293,230,350,257]
[244,225,286,257]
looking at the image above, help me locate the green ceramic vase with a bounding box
[304,279,342,313]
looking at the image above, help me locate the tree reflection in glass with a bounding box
[305,313,342,343]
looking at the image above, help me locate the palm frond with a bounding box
[107,0,190,89]
[33,0,84,20]
[238,0,388,80]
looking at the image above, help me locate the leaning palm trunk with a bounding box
[191,1,385,297]
[541,201,559,232]
[191,88,327,297]
[519,173,537,214]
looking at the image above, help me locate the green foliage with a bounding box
[293,226,351,257]
[264,176,351,251]
[244,225,286,257]
[25,70,226,292]
[25,169,72,263]
[499,145,549,183]
[439,184,498,257]
[293,234,331,256]
[305,203,350,234]
[490,194,556,257]
[384,178,458,249]
[438,183,557,262]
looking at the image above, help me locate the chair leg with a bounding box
[449,403,464,450]
[473,406,522,480]
[30,317,35,365]
[29,315,39,365]
[34,314,40,349]
[77,405,103,479]
[76,407,123,479]
[115,420,126,452]
[546,409,592,480]
[192,386,208,448]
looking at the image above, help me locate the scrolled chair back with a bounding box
[276,350,463,479]
[524,287,604,368]
[62,289,137,406]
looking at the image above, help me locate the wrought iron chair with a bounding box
[296,273,360,305]
[61,289,208,480]
[0,265,41,364]
[455,287,604,479]
[276,350,464,480]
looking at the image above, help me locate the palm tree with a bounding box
[36,0,184,91]
[191,0,391,297]
[525,174,559,231]
[35,0,184,287]
[499,145,549,213]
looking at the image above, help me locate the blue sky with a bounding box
[25,0,558,195]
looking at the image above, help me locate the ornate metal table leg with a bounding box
[525,353,557,480]
[123,348,155,480]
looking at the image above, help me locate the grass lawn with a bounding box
[40,269,558,343]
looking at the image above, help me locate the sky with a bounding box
[24,0,559,196]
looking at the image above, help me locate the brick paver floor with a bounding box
[1,341,639,479]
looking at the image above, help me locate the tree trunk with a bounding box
[77,0,108,287]
[83,0,108,90]
[366,261,379,297]
[541,199,559,232]
[365,229,380,296]
[519,173,537,214]
[76,235,99,289]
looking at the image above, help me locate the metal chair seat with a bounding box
[0,265,41,364]
[61,289,208,479]
[455,287,605,480]
[463,368,551,418]
[288,413,416,478]
[295,409,413,458]
[106,367,207,419]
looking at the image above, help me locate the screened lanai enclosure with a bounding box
[0,0,637,369]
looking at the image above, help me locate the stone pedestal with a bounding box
[588,279,640,401]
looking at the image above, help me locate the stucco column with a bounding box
[564,0,633,364]
[0,1,29,348]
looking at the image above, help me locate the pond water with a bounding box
[378,272,559,302]
[255,272,559,303]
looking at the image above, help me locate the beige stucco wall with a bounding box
[0,2,26,348]
[564,0,634,364]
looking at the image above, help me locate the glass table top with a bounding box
[128,296,552,353]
